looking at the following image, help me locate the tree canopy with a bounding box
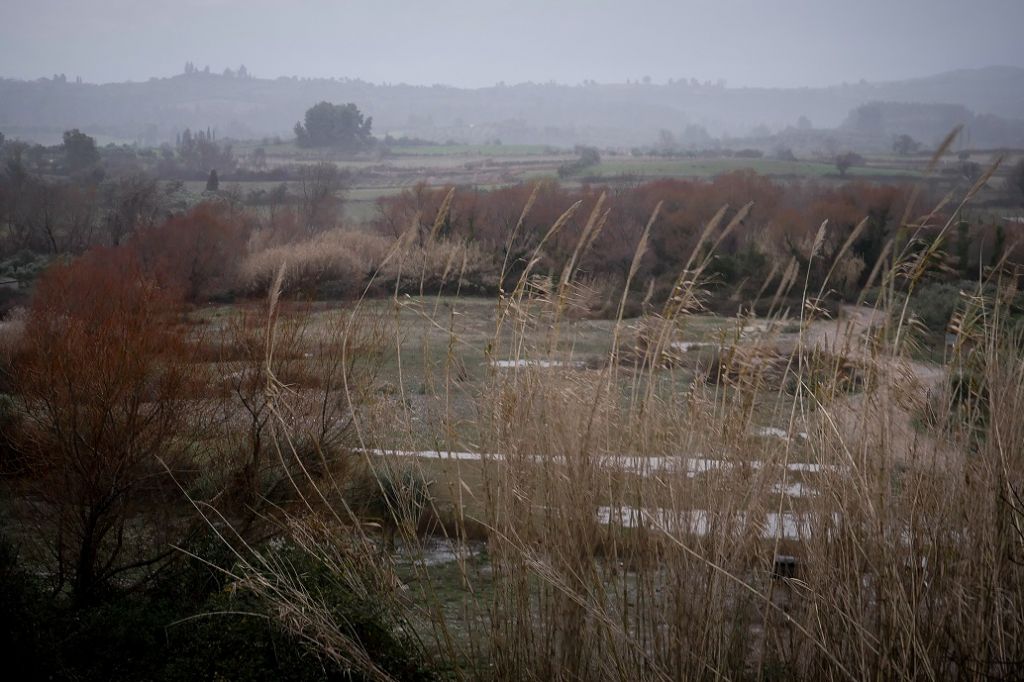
[892,133,921,156]
[294,102,373,150]
[835,151,865,176]
[177,128,234,175]
[62,129,99,173]
[206,168,219,192]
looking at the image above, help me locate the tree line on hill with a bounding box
[3,66,1024,149]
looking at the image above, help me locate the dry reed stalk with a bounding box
[204,133,1024,679]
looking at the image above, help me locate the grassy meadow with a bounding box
[215,140,962,227]
[574,156,923,180]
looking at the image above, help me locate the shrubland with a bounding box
[0,135,1023,679]
[233,154,1024,679]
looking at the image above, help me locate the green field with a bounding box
[182,147,939,230]
[574,157,922,179]
[385,143,557,157]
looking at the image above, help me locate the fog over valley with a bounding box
[4,0,1024,88]
[2,0,1024,149]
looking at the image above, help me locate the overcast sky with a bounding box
[2,0,1023,87]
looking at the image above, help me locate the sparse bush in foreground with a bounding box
[0,534,431,682]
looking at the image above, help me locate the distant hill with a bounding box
[841,100,1024,150]
[1,66,1022,148]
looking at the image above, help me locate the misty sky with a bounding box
[3,0,1023,88]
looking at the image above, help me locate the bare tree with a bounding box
[210,301,389,528]
[298,161,346,233]
[101,175,164,245]
[835,152,864,177]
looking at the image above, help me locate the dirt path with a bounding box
[801,305,955,468]
[784,304,945,390]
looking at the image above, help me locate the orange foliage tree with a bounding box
[131,202,251,302]
[14,248,203,604]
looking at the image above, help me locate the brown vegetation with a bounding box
[370,175,938,306]
[11,249,200,604]
[222,155,1024,679]
[3,145,1024,678]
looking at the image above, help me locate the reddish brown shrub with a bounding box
[372,174,922,301]
[13,248,201,604]
[131,202,251,301]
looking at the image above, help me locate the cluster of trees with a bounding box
[2,119,1022,314]
[0,128,104,178]
[183,62,253,78]
[0,126,240,184]
[0,155,181,262]
[648,125,723,155]
[844,101,1024,149]
[182,61,210,75]
[174,127,235,176]
[294,101,374,151]
[381,133,440,148]
[0,129,360,275]
[5,102,380,185]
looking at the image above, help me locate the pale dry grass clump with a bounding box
[239,228,391,294]
[389,238,498,294]
[239,227,498,297]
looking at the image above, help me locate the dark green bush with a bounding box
[0,535,439,681]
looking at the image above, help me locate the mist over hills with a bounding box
[2,65,1023,149]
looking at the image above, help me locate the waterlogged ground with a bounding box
[193,294,946,540]
[193,295,942,455]
[187,294,953,668]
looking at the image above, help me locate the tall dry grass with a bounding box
[207,139,1024,680]
[239,226,497,297]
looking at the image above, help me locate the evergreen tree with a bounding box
[294,102,374,150]
[62,128,100,173]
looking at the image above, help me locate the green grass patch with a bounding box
[576,157,921,180]
[386,144,557,157]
